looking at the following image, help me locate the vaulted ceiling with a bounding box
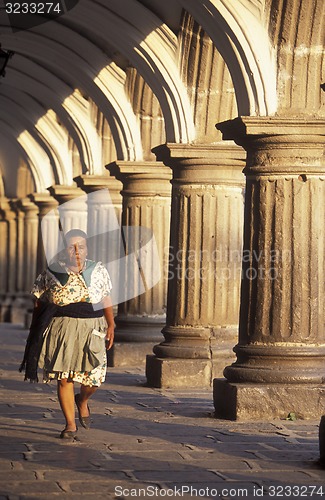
[0,0,323,198]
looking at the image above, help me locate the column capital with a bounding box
[108,161,172,197]
[74,174,123,194]
[8,199,25,219]
[114,161,171,179]
[0,197,16,220]
[29,192,58,215]
[48,185,84,205]
[16,197,39,216]
[153,143,245,186]
[217,117,325,176]
[218,116,325,138]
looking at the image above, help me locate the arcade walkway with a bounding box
[0,324,323,499]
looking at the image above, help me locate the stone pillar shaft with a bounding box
[49,185,88,235]
[0,218,8,295]
[31,193,59,275]
[0,198,15,294]
[146,144,245,387]
[106,161,172,366]
[10,201,25,293]
[117,162,171,322]
[214,117,325,420]
[75,174,123,310]
[19,198,39,292]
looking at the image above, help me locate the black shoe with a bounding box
[60,427,78,439]
[75,393,91,429]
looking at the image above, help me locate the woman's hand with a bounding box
[102,295,115,350]
[105,325,115,350]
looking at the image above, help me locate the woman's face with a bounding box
[66,236,88,269]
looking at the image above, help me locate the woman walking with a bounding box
[21,229,114,439]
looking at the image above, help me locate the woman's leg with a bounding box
[77,384,98,417]
[57,378,77,431]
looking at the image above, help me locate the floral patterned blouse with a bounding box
[31,260,112,305]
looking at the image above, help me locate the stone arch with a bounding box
[125,68,166,161]
[0,167,5,198]
[0,122,53,193]
[1,26,143,161]
[178,11,238,143]
[0,90,73,185]
[0,105,55,192]
[179,0,277,115]
[62,0,196,142]
[0,67,99,172]
[269,0,325,115]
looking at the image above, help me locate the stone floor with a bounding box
[0,323,324,499]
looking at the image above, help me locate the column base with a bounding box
[107,320,164,367]
[319,416,325,467]
[0,294,33,325]
[146,355,212,388]
[11,294,34,326]
[0,295,11,322]
[214,379,325,421]
[107,342,160,367]
[145,355,236,388]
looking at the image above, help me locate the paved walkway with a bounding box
[0,323,324,500]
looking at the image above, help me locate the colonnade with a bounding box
[0,115,324,420]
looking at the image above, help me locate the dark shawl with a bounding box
[19,300,58,382]
[19,260,103,382]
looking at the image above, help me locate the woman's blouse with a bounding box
[31,260,112,306]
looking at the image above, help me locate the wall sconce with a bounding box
[0,44,14,77]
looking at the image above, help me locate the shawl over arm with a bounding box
[19,300,58,382]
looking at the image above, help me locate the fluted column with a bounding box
[48,185,88,235]
[30,193,59,274]
[75,174,123,273]
[0,198,16,321]
[214,117,325,420]
[18,198,39,292]
[7,199,38,324]
[106,161,172,366]
[146,144,245,387]
[0,200,17,295]
[0,217,8,295]
[10,200,25,293]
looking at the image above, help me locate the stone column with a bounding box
[30,193,59,275]
[18,198,39,293]
[75,174,123,268]
[106,161,172,366]
[0,198,16,321]
[10,200,25,293]
[14,198,40,325]
[75,174,123,318]
[146,144,245,387]
[214,117,325,420]
[8,200,28,324]
[0,200,17,295]
[0,215,8,295]
[48,185,88,235]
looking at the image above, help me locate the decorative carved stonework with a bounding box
[105,161,172,366]
[214,116,325,419]
[146,143,245,387]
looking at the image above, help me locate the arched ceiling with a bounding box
[0,0,280,198]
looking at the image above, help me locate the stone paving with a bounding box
[0,323,324,500]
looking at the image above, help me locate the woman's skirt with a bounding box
[38,315,107,387]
